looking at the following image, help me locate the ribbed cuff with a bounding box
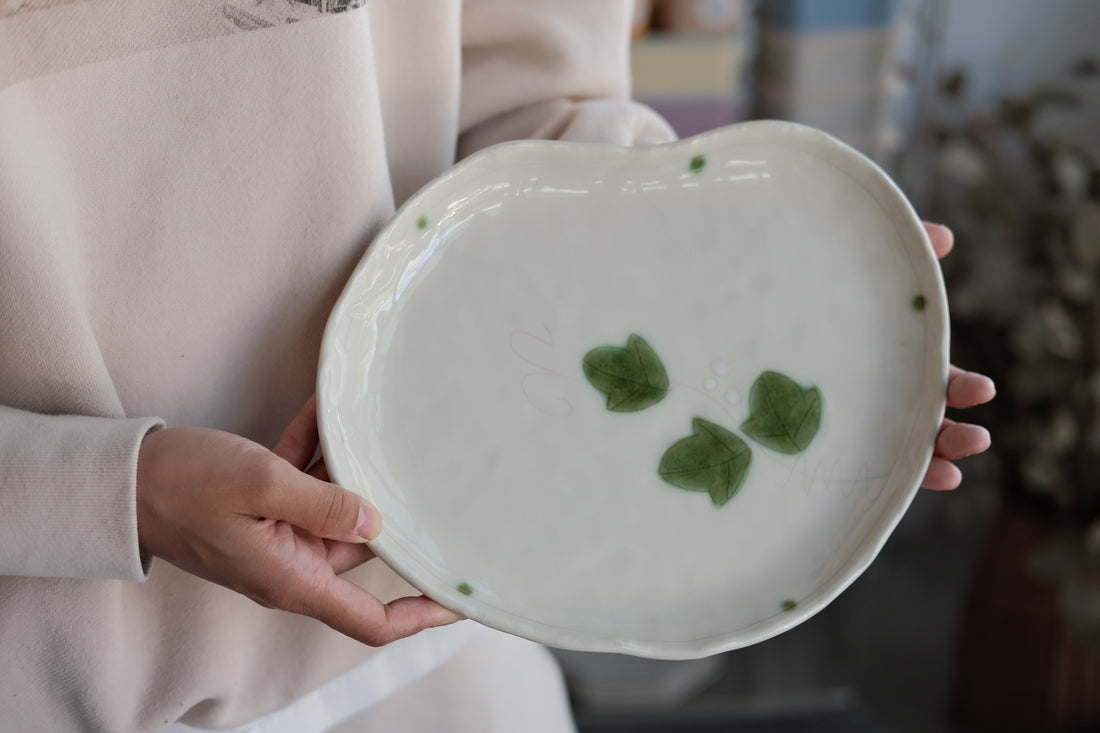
[0,405,165,581]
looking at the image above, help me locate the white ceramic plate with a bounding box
[318,120,948,659]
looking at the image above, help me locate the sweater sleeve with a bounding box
[457,0,677,157]
[0,404,163,581]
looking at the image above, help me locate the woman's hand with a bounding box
[136,396,461,646]
[922,222,996,490]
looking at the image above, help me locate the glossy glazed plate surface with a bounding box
[318,120,948,659]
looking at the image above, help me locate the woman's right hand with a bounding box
[136,396,461,646]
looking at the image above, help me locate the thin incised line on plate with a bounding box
[509,325,583,417]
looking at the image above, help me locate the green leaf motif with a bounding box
[583,334,670,412]
[658,417,752,507]
[740,371,822,454]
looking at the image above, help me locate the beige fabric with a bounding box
[328,630,576,733]
[162,621,490,733]
[0,1,673,731]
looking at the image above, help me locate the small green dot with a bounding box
[416,215,428,230]
[780,599,797,612]
[912,294,927,311]
[456,582,473,596]
[689,154,706,173]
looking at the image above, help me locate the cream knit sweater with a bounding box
[0,1,673,730]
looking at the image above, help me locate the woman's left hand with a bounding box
[922,222,996,490]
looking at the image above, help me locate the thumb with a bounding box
[258,471,382,543]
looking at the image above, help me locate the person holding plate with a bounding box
[0,1,992,731]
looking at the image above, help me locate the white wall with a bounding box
[927,0,1099,152]
[939,0,1099,101]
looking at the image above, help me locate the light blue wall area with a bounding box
[940,0,1100,100]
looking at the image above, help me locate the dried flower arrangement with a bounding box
[918,58,1100,650]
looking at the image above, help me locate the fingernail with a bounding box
[357,505,382,541]
[973,425,992,453]
[969,374,997,404]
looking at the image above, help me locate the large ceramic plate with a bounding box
[318,120,948,659]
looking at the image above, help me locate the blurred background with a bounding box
[551,1,1100,731]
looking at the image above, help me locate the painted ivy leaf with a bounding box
[582,334,670,412]
[658,417,752,507]
[740,371,822,454]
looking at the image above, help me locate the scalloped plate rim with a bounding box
[317,119,949,659]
